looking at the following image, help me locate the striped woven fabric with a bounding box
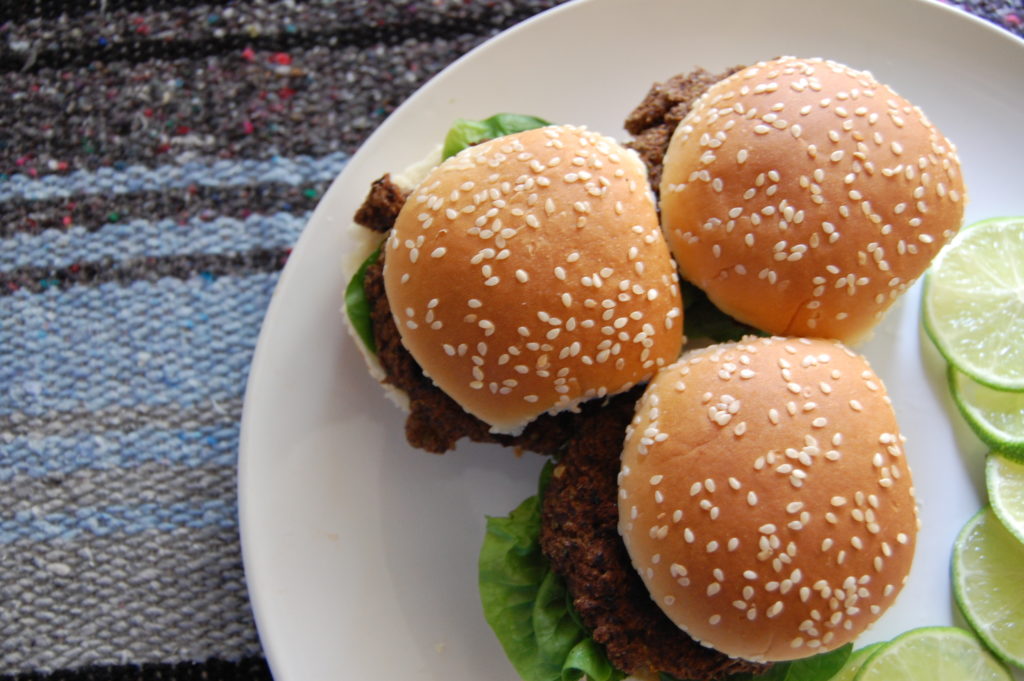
[0,1,1020,680]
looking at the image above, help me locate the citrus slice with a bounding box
[829,642,883,681]
[922,216,1024,392]
[949,367,1024,460]
[852,626,1012,681]
[988,452,1024,546]
[951,508,1024,668]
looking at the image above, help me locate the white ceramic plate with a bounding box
[238,1,1024,679]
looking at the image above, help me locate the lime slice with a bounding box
[828,642,883,681]
[922,216,1024,392]
[952,508,1024,668]
[988,452,1024,546]
[853,626,1012,681]
[949,367,1024,460]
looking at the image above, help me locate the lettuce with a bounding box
[442,113,552,160]
[478,462,623,681]
[344,245,381,353]
[679,279,763,343]
[778,644,852,681]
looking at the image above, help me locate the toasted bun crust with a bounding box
[618,336,918,662]
[384,125,684,433]
[660,56,965,343]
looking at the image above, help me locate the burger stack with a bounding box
[347,56,966,681]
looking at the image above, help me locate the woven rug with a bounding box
[0,1,1020,680]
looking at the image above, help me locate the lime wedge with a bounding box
[922,216,1024,392]
[988,452,1024,546]
[949,367,1024,460]
[952,508,1024,668]
[852,626,1012,681]
[828,642,883,681]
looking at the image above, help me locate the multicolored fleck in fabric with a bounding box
[0,1,1020,680]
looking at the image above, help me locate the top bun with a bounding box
[384,125,684,434]
[660,56,965,342]
[618,336,918,662]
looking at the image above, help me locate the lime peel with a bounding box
[949,367,1024,461]
[922,216,1024,392]
[852,625,1013,680]
[988,453,1024,547]
[951,508,1024,669]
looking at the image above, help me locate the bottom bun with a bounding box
[617,336,919,662]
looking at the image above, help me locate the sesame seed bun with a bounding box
[617,336,918,662]
[383,125,685,434]
[660,56,965,343]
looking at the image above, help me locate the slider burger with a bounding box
[482,336,919,681]
[658,56,965,342]
[351,124,685,451]
[616,337,918,662]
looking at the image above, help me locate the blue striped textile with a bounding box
[0,152,349,202]
[1,213,310,270]
[0,153,346,674]
[0,499,238,545]
[2,274,280,414]
[1,425,240,481]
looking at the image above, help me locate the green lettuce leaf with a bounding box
[780,643,852,681]
[562,638,622,681]
[680,279,763,343]
[344,245,381,354]
[533,571,587,666]
[478,462,623,681]
[442,113,552,159]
